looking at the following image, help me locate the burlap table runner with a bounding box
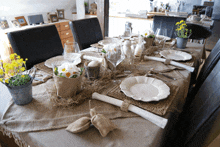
[107,78,179,116]
[34,62,53,75]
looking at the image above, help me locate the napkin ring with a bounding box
[164,59,172,65]
[121,99,131,112]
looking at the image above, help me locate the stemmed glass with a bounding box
[106,44,125,83]
[63,42,80,63]
[123,27,132,39]
[155,28,167,50]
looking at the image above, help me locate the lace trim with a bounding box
[0,127,30,147]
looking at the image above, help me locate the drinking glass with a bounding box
[123,27,132,39]
[155,28,167,50]
[106,44,125,83]
[63,42,80,62]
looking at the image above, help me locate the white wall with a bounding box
[0,0,76,27]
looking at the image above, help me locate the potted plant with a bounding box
[175,20,192,49]
[53,63,83,99]
[0,53,33,105]
[84,2,89,14]
[141,30,155,49]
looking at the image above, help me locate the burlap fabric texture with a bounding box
[53,75,82,99]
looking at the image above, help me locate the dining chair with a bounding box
[7,25,63,69]
[164,59,220,147]
[69,18,103,50]
[152,16,186,38]
[186,39,220,103]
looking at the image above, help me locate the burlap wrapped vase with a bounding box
[143,37,155,49]
[53,75,82,99]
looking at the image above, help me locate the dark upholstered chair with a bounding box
[186,23,212,40]
[164,59,220,147]
[152,16,186,38]
[69,18,103,50]
[187,39,220,101]
[205,6,213,18]
[7,25,63,69]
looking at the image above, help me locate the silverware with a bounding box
[34,77,44,82]
[145,73,169,83]
[149,69,177,81]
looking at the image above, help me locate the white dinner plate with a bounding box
[160,50,192,61]
[156,35,171,41]
[45,55,81,68]
[98,38,122,46]
[120,76,170,102]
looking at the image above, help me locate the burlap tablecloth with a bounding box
[0,43,203,147]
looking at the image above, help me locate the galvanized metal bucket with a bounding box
[6,76,33,105]
[176,37,188,49]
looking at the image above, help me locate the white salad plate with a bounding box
[156,35,171,41]
[45,55,81,68]
[98,38,122,46]
[160,50,192,61]
[120,76,170,102]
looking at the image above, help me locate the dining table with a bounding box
[0,41,205,147]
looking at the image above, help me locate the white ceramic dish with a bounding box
[160,50,192,61]
[120,76,170,102]
[156,35,171,41]
[98,38,122,46]
[45,55,81,68]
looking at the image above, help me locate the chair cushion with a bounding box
[69,18,103,50]
[7,25,63,69]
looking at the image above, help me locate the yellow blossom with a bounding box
[10,54,15,60]
[21,75,25,78]
[145,33,148,36]
[0,60,3,63]
[17,56,20,59]
[62,68,66,72]
[5,79,9,83]
[0,78,3,82]
[11,72,14,76]
[66,72,71,78]
[20,67,26,71]
[25,58,28,61]
[0,69,3,75]
[18,59,23,64]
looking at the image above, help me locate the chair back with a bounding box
[69,18,103,50]
[189,39,220,99]
[7,25,63,69]
[152,16,186,38]
[165,59,220,147]
[205,6,213,18]
[186,23,212,40]
[178,60,220,147]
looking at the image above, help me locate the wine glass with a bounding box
[106,44,125,84]
[155,28,167,50]
[123,27,132,39]
[63,42,80,63]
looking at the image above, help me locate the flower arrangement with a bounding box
[0,53,30,87]
[141,29,155,38]
[54,63,83,78]
[175,20,192,38]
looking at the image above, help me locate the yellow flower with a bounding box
[0,60,3,63]
[17,56,20,59]
[25,58,28,61]
[10,54,15,60]
[180,20,184,23]
[18,59,23,64]
[0,78,3,82]
[11,72,14,76]
[5,79,9,83]
[0,69,3,75]
[21,75,25,78]
[62,68,66,72]
[20,67,26,71]
[145,33,148,36]
[176,22,180,25]
[23,61,26,64]
[66,72,71,78]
